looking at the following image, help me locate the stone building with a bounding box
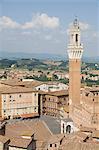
[9,137,36,150]
[40,90,69,117]
[80,87,99,129]
[0,86,39,119]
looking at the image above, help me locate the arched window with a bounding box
[66,125,71,134]
[76,34,78,42]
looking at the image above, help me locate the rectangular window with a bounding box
[9,95,12,98]
[4,110,6,113]
[19,94,22,98]
[4,100,6,102]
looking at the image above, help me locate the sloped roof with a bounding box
[0,135,9,144]
[40,115,61,134]
[5,120,52,141]
[45,90,68,97]
[0,79,42,88]
[60,140,99,150]
[59,132,99,150]
[92,130,99,138]
[48,134,65,144]
[9,137,32,148]
[0,86,37,94]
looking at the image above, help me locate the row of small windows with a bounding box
[50,144,57,147]
[4,93,35,102]
[85,92,98,96]
[44,97,67,101]
[9,94,36,98]
[4,93,37,101]
[3,107,37,113]
[4,99,15,102]
[9,95,22,98]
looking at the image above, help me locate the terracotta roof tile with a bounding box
[5,120,52,141]
[0,135,10,144]
[0,86,37,94]
[45,90,68,96]
[9,137,33,148]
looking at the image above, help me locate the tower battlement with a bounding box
[67,19,83,60]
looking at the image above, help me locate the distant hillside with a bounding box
[0,51,66,60]
[82,56,99,63]
[0,58,47,69]
[0,51,99,63]
[59,61,68,67]
[0,59,17,68]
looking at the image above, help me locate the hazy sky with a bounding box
[0,0,99,57]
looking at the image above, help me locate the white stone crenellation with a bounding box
[67,48,83,59]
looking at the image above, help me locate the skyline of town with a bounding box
[0,1,99,149]
[0,16,99,150]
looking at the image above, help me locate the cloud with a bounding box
[44,35,52,40]
[79,22,90,31]
[0,13,60,31]
[0,16,20,29]
[22,13,60,29]
[92,31,99,38]
[21,31,32,35]
[60,29,67,35]
[21,22,33,29]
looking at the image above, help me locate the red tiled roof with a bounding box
[0,135,10,144]
[9,137,33,148]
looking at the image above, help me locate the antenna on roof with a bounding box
[73,16,79,27]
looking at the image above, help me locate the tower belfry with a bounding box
[67,19,83,108]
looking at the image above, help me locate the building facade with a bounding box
[81,87,99,129]
[41,90,69,117]
[0,87,39,119]
[35,82,68,92]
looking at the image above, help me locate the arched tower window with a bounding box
[66,125,71,134]
[76,34,78,42]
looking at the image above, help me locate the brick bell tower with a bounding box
[67,19,83,117]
